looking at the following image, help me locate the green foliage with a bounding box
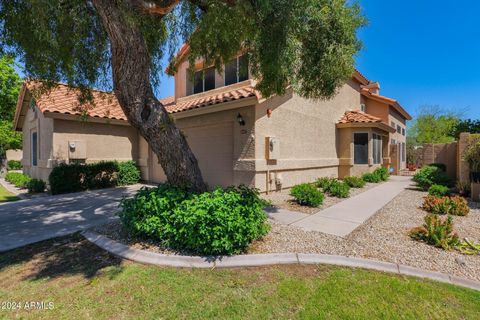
[26,178,46,193]
[5,172,30,188]
[362,172,381,183]
[463,135,480,172]
[413,165,452,190]
[450,119,480,139]
[120,184,270,255]
[0,120,22,157]
[429,163,447,172]
[117,161,141,186]
[49,161,141,194]
[422,195,470,216]
[327,180,350,198]
[0,55,21,121]
[6,159,21,170]
[427,185,450,198]
[409,106,460,144]
[373,167,389,181]
[0,0,365,101]
[315,177,337,191]
[342,176,366,188]
[410,214,460,250]
[290,183,324,207]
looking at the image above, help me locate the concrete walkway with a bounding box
[268,176,413,237]
[0,184,146,252]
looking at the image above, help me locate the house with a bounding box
[13,49,411,192]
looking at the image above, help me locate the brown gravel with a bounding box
[92,188,480,281]
[262,182,381,214]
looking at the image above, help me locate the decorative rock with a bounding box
[455,256,466,266]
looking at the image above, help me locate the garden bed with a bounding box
[261,182,381,214]
[93,188,480,281]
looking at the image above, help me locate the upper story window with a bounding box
[225,55,249,86]
[396,125,401,134]
[402,128,406,136]
[193,66,215,94]
[360,104,366,112]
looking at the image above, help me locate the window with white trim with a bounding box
[225,55,249,86]
[373,133,382,164]
[193,66,215,94]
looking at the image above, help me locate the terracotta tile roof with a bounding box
[165,85,257,114]
[337,110,383,124]
[360,88,412,120]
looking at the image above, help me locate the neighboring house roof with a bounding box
[360,88,412,120]
[336,110,396,133]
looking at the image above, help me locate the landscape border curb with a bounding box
[82,230,480,292]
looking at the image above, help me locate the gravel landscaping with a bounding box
[262,182,381,214]
[92,187,480,281]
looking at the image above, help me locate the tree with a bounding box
[451,119,480,139]
[409,106,460,144]
[0,55,22,157]
[0,0,365,191]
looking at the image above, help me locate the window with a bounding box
[396,125,401,134]
[193,67,215,94]
[354,133,369,165]
[32,132,38,166]
[402,143,406,162]
[391,121,395,128]
[402,128,406,136]
[225,55,249,86]
[360,104,366,112]
[373,133,382,164]
[391,139,396,145]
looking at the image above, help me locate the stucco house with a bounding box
[13,48,411,192]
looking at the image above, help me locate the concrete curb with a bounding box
[82,230,480,292]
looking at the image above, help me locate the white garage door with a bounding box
[150,122,234,188]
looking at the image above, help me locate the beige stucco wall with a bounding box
[6,149,23,161]
[21,106,54,181]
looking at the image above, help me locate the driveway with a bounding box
[0,185,146,252]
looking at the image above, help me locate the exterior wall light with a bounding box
[237,113,246,126]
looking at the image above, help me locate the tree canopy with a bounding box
[450,118,480,139]
[0,55,22,156]
[408,106,460,144]
[0,0,365,100]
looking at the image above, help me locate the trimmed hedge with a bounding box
[290,183,324,207]
[27,179,46,193]
[49,161,141,195]
[413,165,452,190]
[5,172,30,188]
[120,184,270,256]
[7,160,22,170]
[343,176,366,188]
[327,180,350,198]
[428,184,450,198]
[362,172,381,183]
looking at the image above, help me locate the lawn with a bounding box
[0,234,479,320]
[0,184,18,203]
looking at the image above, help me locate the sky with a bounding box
[13,1,480,120]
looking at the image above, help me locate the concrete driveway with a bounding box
[0,185,146,252]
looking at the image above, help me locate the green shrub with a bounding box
[343,176,366,188]
[49,161,141,194]
[428,184,450,198]
[362,172,381,183]
[120,184,270,255]
[290,183,324,207]
[7,160,22,170]
[429,163,447,172]
[413,165,452,190]
[422,195,469,216]
[373,167,389,181]
[315,177,336,191]
[117,161,141,186]
[26,179,46,193]
[5,172,31,188]
[410,214,459,250]
[327,180,350,198]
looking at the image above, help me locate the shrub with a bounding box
[5,172,31,188]
[7,160,22,170]
[428,184,450,198]
[410,214,460,250]
[456,180,471,197]
[343,176,366,188]
[26,179,46,193]
[413,165,452,190]
[422,195,470,216]
[49,161,140,194]
[315,177,336,191]
[373,167,389,181]
[429,163,447,172]
[327,180,350,198]
[117,161,141,186]
[290,183,324,207]
[463,135,480,172]
[362,172,381,183]
[120,184,270,255]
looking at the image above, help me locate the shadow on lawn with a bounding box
[0,232,124,281]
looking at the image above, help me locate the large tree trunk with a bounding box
[92,0,207,192]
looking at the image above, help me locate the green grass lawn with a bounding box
[0,183,19,203]
[0,234,479,320]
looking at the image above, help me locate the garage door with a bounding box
[150,122,234,188]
